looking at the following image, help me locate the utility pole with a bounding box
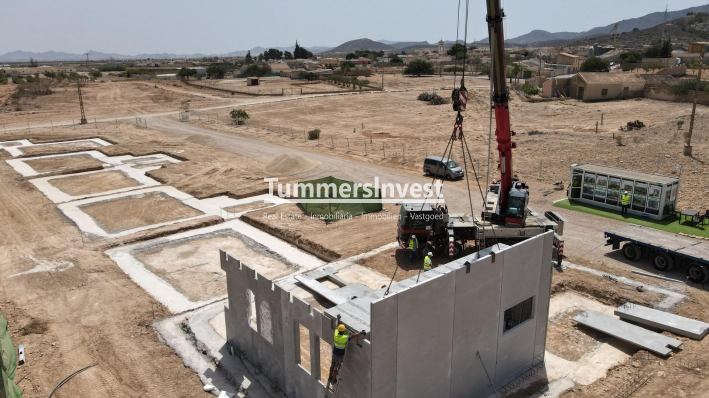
[685,49,704,156]
[78,81,88,125]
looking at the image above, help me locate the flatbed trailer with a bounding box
[605,224,709,283]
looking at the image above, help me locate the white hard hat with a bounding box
[411,234,416,239]
[428,252,433,256]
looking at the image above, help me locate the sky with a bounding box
[3,0,708,55]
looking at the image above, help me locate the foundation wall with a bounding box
[221,251,372,398]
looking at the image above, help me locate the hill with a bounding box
[499,3,709,45]
[328,39,396,53]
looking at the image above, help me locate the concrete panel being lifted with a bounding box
[615,303,709,340]
[574,310,683,356]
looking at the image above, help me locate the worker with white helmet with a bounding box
[407,234,418,265]
[423,251,433,271]
[621,190,630,216]
[328,324,364,387]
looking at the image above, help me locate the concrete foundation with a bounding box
[6,151,179,177]
[220,232,555,398]
[107,217,325,313]
[0,138,112,157]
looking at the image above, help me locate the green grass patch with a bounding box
[554,199,709,238]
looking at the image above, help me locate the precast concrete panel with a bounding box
[395,274,456,398]
[370,294,399,398]
[450,254,503,398]
[495,235,544,386]
[534,233,555,359]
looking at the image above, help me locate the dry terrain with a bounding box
[50,170,139,196]
[2,72,709,398]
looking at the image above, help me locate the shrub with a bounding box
[308,129,321,140]
[417,92,436,101]
[523,85,540,96]
[229,109,249,125]
[427,94,448,105]
[404,60,435,76]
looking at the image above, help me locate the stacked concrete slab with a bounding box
[220,231,555,398]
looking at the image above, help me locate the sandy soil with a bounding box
[81,192,204,234]
[196,77,353,95]
[23,154,106,174]
[182,73,709,211]
[0,77,235,127]
[49,170,139,196]
[135,233,296,302]
[18,141,102,157]
[241,203,398,261]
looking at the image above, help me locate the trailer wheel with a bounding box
[622,242,642,261]
[652,252,674,272]
[685,263,709,284]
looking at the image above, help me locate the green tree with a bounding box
[511,63,522,82]
[294,41,313,59]
[177,67,198,80]
[580,56,610,72]
[244,64,271,77]
[244,50,254,64]
[206,65,226,78]
[404,59,435,76]
[230,109,250,125]
[89,70,102,81]
[284,51,293,60]
[263,48,283,60]
[447,43,467,60]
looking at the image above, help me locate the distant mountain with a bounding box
[328,39,396,53]
[502,3,709,45]
[389,41,430,49]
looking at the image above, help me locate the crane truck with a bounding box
[397,0,566,260]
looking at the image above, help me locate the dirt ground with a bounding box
[23,153,106,174]
[50,170,139,196]
[0,77,236,127]
[135,233,295,302]
[0,122,296,397]
[240,203,399,261]
[183,73,709,212]
[81,192,205,233]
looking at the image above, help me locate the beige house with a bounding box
[319,58,340,68]
[556,53,586,72]
[568,72,645,101]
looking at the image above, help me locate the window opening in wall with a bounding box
[319,337,332,383]
[297,323,312,374]
[504,296,534,333]
[246,289,257,331]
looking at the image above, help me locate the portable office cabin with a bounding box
[568,164,680,220]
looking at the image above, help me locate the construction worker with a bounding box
[328,324,364,386]
[423,251,433,271]
[621,191,630,216]
[407,234,418,265]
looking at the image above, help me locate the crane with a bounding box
[396,0,566,259]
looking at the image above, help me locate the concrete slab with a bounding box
[29,163,164,203]
[6,151,180,177]
[615,303,709,340]
[107,218,325,313]
[0,138,112,157]
[573,310,682,356]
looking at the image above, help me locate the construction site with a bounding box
[3,1,709,398]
